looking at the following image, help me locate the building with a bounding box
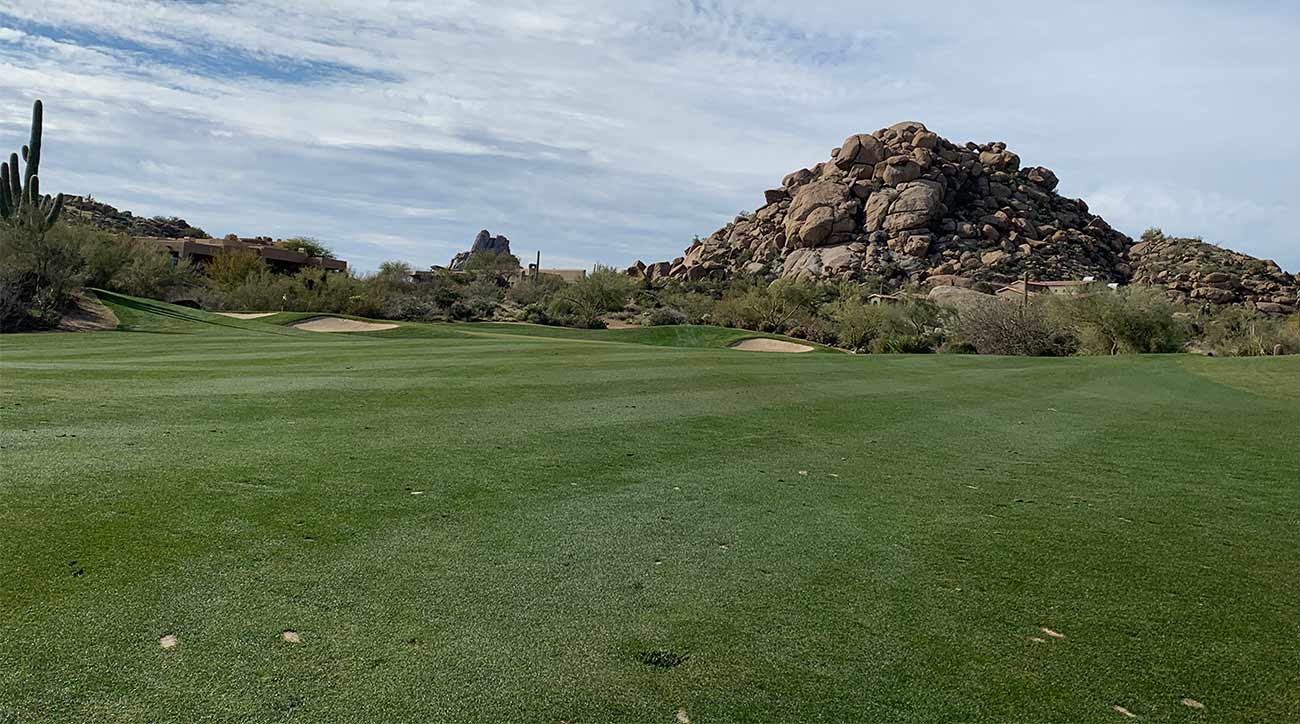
[994,279,1110,300]
[530,268,587,283]
[144,236,347,273]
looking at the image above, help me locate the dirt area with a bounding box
[55,293,118,332]
[602,317,640,330]
[217,312,277,320]
[289,316,400,333]
[728,338,814,353]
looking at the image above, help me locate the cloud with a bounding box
[0,0,1297,272]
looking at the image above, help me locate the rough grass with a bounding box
[1,297,1297,723]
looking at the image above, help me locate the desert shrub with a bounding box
[221,270,296,311]
[462,278,506,319]
[957,298,1074,356]
[275,236,333,258]
[644,306,687,326]
[712,278,818,333]
[54,224,199,300]
[384,294,440,322]
[506,273,566,306]
[822,297,882,351]
[1048,286,1186,354]
[463,251,521,276]
[655,289,716,324]
[818,297,942,353]
[112,244,198,299]
[0,222,84,330]
[54,223,132,289]
[205,250,265,290]
[1202,308,1300,356]
[546,268,634,327]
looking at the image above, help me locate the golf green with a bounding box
[1,295,1297,723]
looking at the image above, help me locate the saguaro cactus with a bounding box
[0,100,64,232]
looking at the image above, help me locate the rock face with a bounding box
[62,195,209,239]
[642,122,1133,288]
[449,229,513,271]
[1128,231,1298,315]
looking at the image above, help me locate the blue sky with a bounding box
[1,0,1297,272]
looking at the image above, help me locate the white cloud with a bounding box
[0,0,1297,272]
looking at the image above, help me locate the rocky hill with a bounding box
[635,121,1132,288]
[1129,230,1297,315]
[630,121,1295,314]
[62,195,210,239]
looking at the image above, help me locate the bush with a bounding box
[0,222,84,330]
[1048,286,1186,354]
[712,278,819,333]
[506,273,567,306]
[205,250,264,290]
[644,306,687,326]
[957,298,1074,356]
[275,236,333,258]
[654,288,716,324]
[818,296,943,353]
[1202,308,1300,356]
[546,269,634,327]
[463,251,521,276]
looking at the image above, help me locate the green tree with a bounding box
[205,250,265,291]
[275,236,334,258]
[463,251,521,276]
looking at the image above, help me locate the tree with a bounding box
[205,250,264,290]
[275,236,334,258]
[463,251,521,276]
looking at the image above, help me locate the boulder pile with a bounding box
[634,122,1132,287]
[629,122,1296,314]
[1128,231,1297,315]
[449,229,513,271]
[62,195,209,239]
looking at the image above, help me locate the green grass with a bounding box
[1,296,1297,723]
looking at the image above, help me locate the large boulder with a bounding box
[928,285,993,312]
[783,179,859,248]
[884,180,945,233]
[834,134,887,173]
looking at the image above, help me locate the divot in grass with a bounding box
[1112,704,1137,718]
[1041,627,1065,639]
[1181,698,1205,711]
[675,707,690,723]
[281,630,302,644]
[159,634,178,650]
[639,650,688,669]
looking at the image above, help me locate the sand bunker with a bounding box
[729,338,814,353]
[289,316,399,333]
[217,312,277,320]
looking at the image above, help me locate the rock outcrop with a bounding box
[629,122,1294,314]
[449,229,513,271]
[634,122,1132,287]
[1128,231,1297,315]
[62,195,210,239]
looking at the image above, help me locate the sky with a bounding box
[0,0,1296,273]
